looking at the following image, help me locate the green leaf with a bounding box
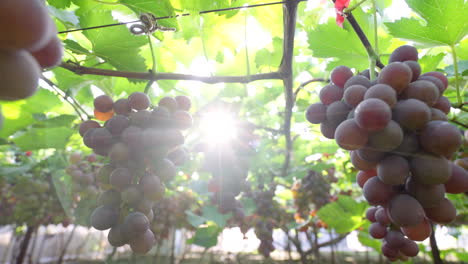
[120,0,179,31]
[445,60,468,77]
[0,165,34,178]
[188,225,221,248]
[47,6,79,27]
[384,0,468,46]
[317,195,367,233]
[418,53,445,73]
[202,206,231,228]
[47,0,71,9]
[63,40,90,55]
[74,3,148,72]
[35,115,77,128]
[185,211,206,227]
[13,127,74,150]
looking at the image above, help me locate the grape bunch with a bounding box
[66,152,101,197]
[292,170,332,218]
[305,45,468,261]
[78,92,193,254]
[0,0,63,105]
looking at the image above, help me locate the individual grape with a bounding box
[108,225,127,247]
[129,229,156,254]
[377,155,409,185]
[0,0,51,50]
[319,84,343,105]
[151,106,171,127]
[159,97,178,112]
[405,177,445,208]
[430,108,448,121]
[110,167,133,190]
[129,110,152,128]
[69,169,84,182]
[375,207,391,226]
[444,163,468,194]
[172,110,193,130]
[90,205,119,230]
[108,143,130,162]
[421,71,448,91]
[399,239,419,257]
[403,80,439,106]
[69,152,82,164]
[94,95,114,113]
[326,101,351,126]
[358,69,378,79]
[424,198,457,224]
[381,241,399,259]
[343,84,367,107]
[366,206,379,222]
[121,126,144,150]
[94,109,114,122]
[330,65,353,88]
[128,92,150,110]
[403,61,421,81]
[334,119,368,150]
[123,212,150,236]
[153,159,176,182]
[89,128,113,149]
[357,170,376,188]
[418,75,445,94]
[369,222,387,239]
[167,147,189,166]
[363,177,394,205]
[378,62,413,94]
[392,99,431,131]
[364,84,397,108]
[113,98,132,116]
[419,121,462,158]
[320,120,338,139]
[355,98,391,132]
[388,194,425,227]
[344,75,372,89]
[389,45,418,63]
[136,199,154,216]
[93,145,111,157]
[410,153,451,185]
[105,115,130,135]
[401,217,432,241]
[162,129,185,147]
[98,189,121,207]
[31,36,63,68]
[368,120,403,152]
[432,96,451,114]
[392,132,420,157]
[122,185,144,206]
[175,95,192,111]
[0,50,40,101]
[351,151,377,170]
[356,147,386,163]
[385,230,406,248]
[305,103,327,124]
[139,174,165,201]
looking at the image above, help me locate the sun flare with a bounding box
[200,111,238,145]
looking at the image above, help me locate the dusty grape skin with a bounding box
[355,98,391,132]
[368,120,403,152]
[105,115,130,135]
[430,108,448,121]
[403,80,439,106]
[320,120,338,139]
[377,155,409,185]
[364,84,397,108]
[369,222,387,239]
[330,65,353,88]
[399,239,419,257]
[392,99,431,131]
[357,170,376,188]
[344,75,372,89]
[356,147,386,163]
[424,198,457,224]
[366,206,378,222]
[433,96,451,114]
[79,120,101,137]
[175,95,192,111]
[343,84,367,107]
[444,163,468,194]
[363,177,394,205]
[113,98,132,115]
[351,151,377,171]
[403,61,421,81]
[419,121,462,158]
[305,103,327,124]
[388,194,425,227]
[421,71,448,91]
[319,84,343,105]
[94,95,114,113]
[377,62,413,94]
[389,45,418,63]
[405,177,445,208]
[128,92,150,110]
[385,230,406,248]
[334,119,368,150]
[90,205,119,230]
[326,101,351,126]
[410,153,451,185]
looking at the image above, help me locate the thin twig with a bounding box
[450,118,468,129]
[60,62,282,84]
[293,78,329,99]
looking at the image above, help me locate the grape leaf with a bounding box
[384,0,468,46]
[47,0,71,9]
[13,127,74,150]
[74,3,148,72]
[418,52,445,73]
[187,225,221,248]
[317,195,367,233]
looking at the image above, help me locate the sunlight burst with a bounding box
[200,111,238,145]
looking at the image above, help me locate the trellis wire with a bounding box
[58,0,307,34]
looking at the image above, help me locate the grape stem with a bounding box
[293,78,329,99]
[450,44,462,105]
[450,118,468,129]
[344,0,369,13]
[369,0,378,81]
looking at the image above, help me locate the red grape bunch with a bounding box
[66,152,101,197]
[0,0,64,129]
[78,92,193,254]
[305,45,468,261]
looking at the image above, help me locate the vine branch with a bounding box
[293,78,329,99]
[60,62,282,84]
